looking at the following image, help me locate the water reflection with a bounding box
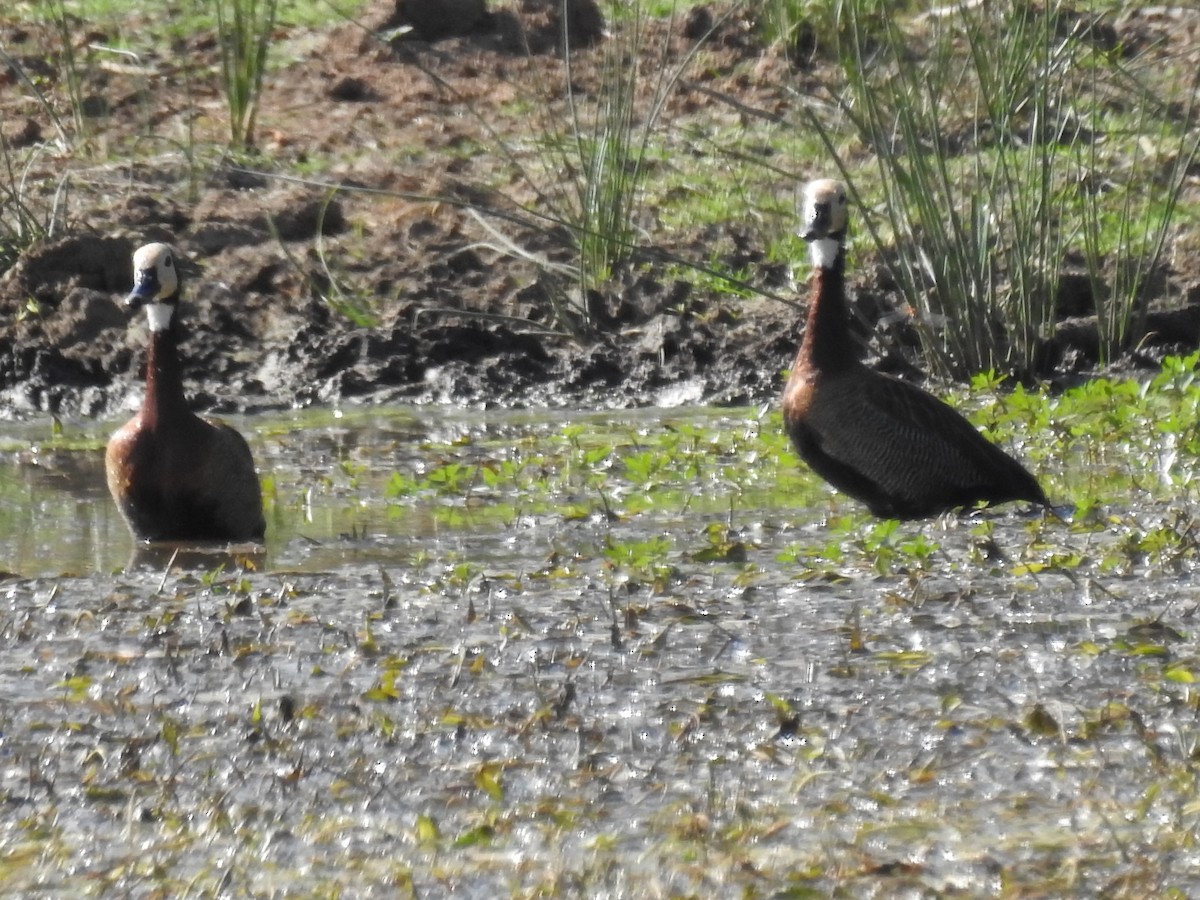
[0,405,779,577]
[0,445,126,575]
[0,407,429,575]
[122,542,267,573]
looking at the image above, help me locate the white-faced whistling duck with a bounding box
[105,243,266,542]
[781,179,1049,520]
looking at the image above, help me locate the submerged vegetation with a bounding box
[5,362,1200,892]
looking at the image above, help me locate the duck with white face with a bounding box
[105,242,266,543]
[124,241,181,332]
[798,177,849,267]
[781,178,1048,520]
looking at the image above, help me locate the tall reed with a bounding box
[511,1,709,332]
[811,0,1200,376]
[214,0,278,150]
[1077,67,1200,361]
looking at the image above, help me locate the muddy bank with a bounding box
[0,228,801,418]
[5,226,1199,423]
[2,2,1200,421]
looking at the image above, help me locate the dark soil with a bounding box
[2,1,1199,420]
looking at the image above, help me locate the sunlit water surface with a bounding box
[1,405,804,575]
[0,405,1196,897]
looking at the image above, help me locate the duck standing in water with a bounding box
[106,243,266,542]
[781,179,1048,519]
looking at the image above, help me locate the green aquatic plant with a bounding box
[18,382,1200,894]
[858,518,940,576]
[362,656,408,702]
[689,522,749,564]
[604,534,677,591]
[424,461,479,495]
[622,449,669,489]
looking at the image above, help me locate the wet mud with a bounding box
[3,3,1200,422]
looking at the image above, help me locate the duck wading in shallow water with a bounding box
[781,179,1048,520]
[105,243,266,542]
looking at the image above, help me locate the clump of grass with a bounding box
[0,141,63,273]
[815,2,1077,377]
[809,1,1200,376]
[214,0,278,149]
[757,0,898,64]
[526,2,666,329]
[1076,80,1200,361]
[42,0,91,146]
[505,1,713,333]
[0,3,81,269]
[566,31,644,311]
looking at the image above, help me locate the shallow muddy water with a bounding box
[0,406,806,576]
[1,404,1198,897]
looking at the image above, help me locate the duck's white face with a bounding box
[127,243,180,332]
[799,179,849,269]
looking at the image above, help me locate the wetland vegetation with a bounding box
[5,363,1200,894]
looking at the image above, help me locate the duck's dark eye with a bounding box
[164,255,174,268]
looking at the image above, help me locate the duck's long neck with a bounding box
[796,238,854,373]
[142,325,190,430]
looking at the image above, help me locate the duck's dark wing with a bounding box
[198,419,266,541]
[789,371,1046,518]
